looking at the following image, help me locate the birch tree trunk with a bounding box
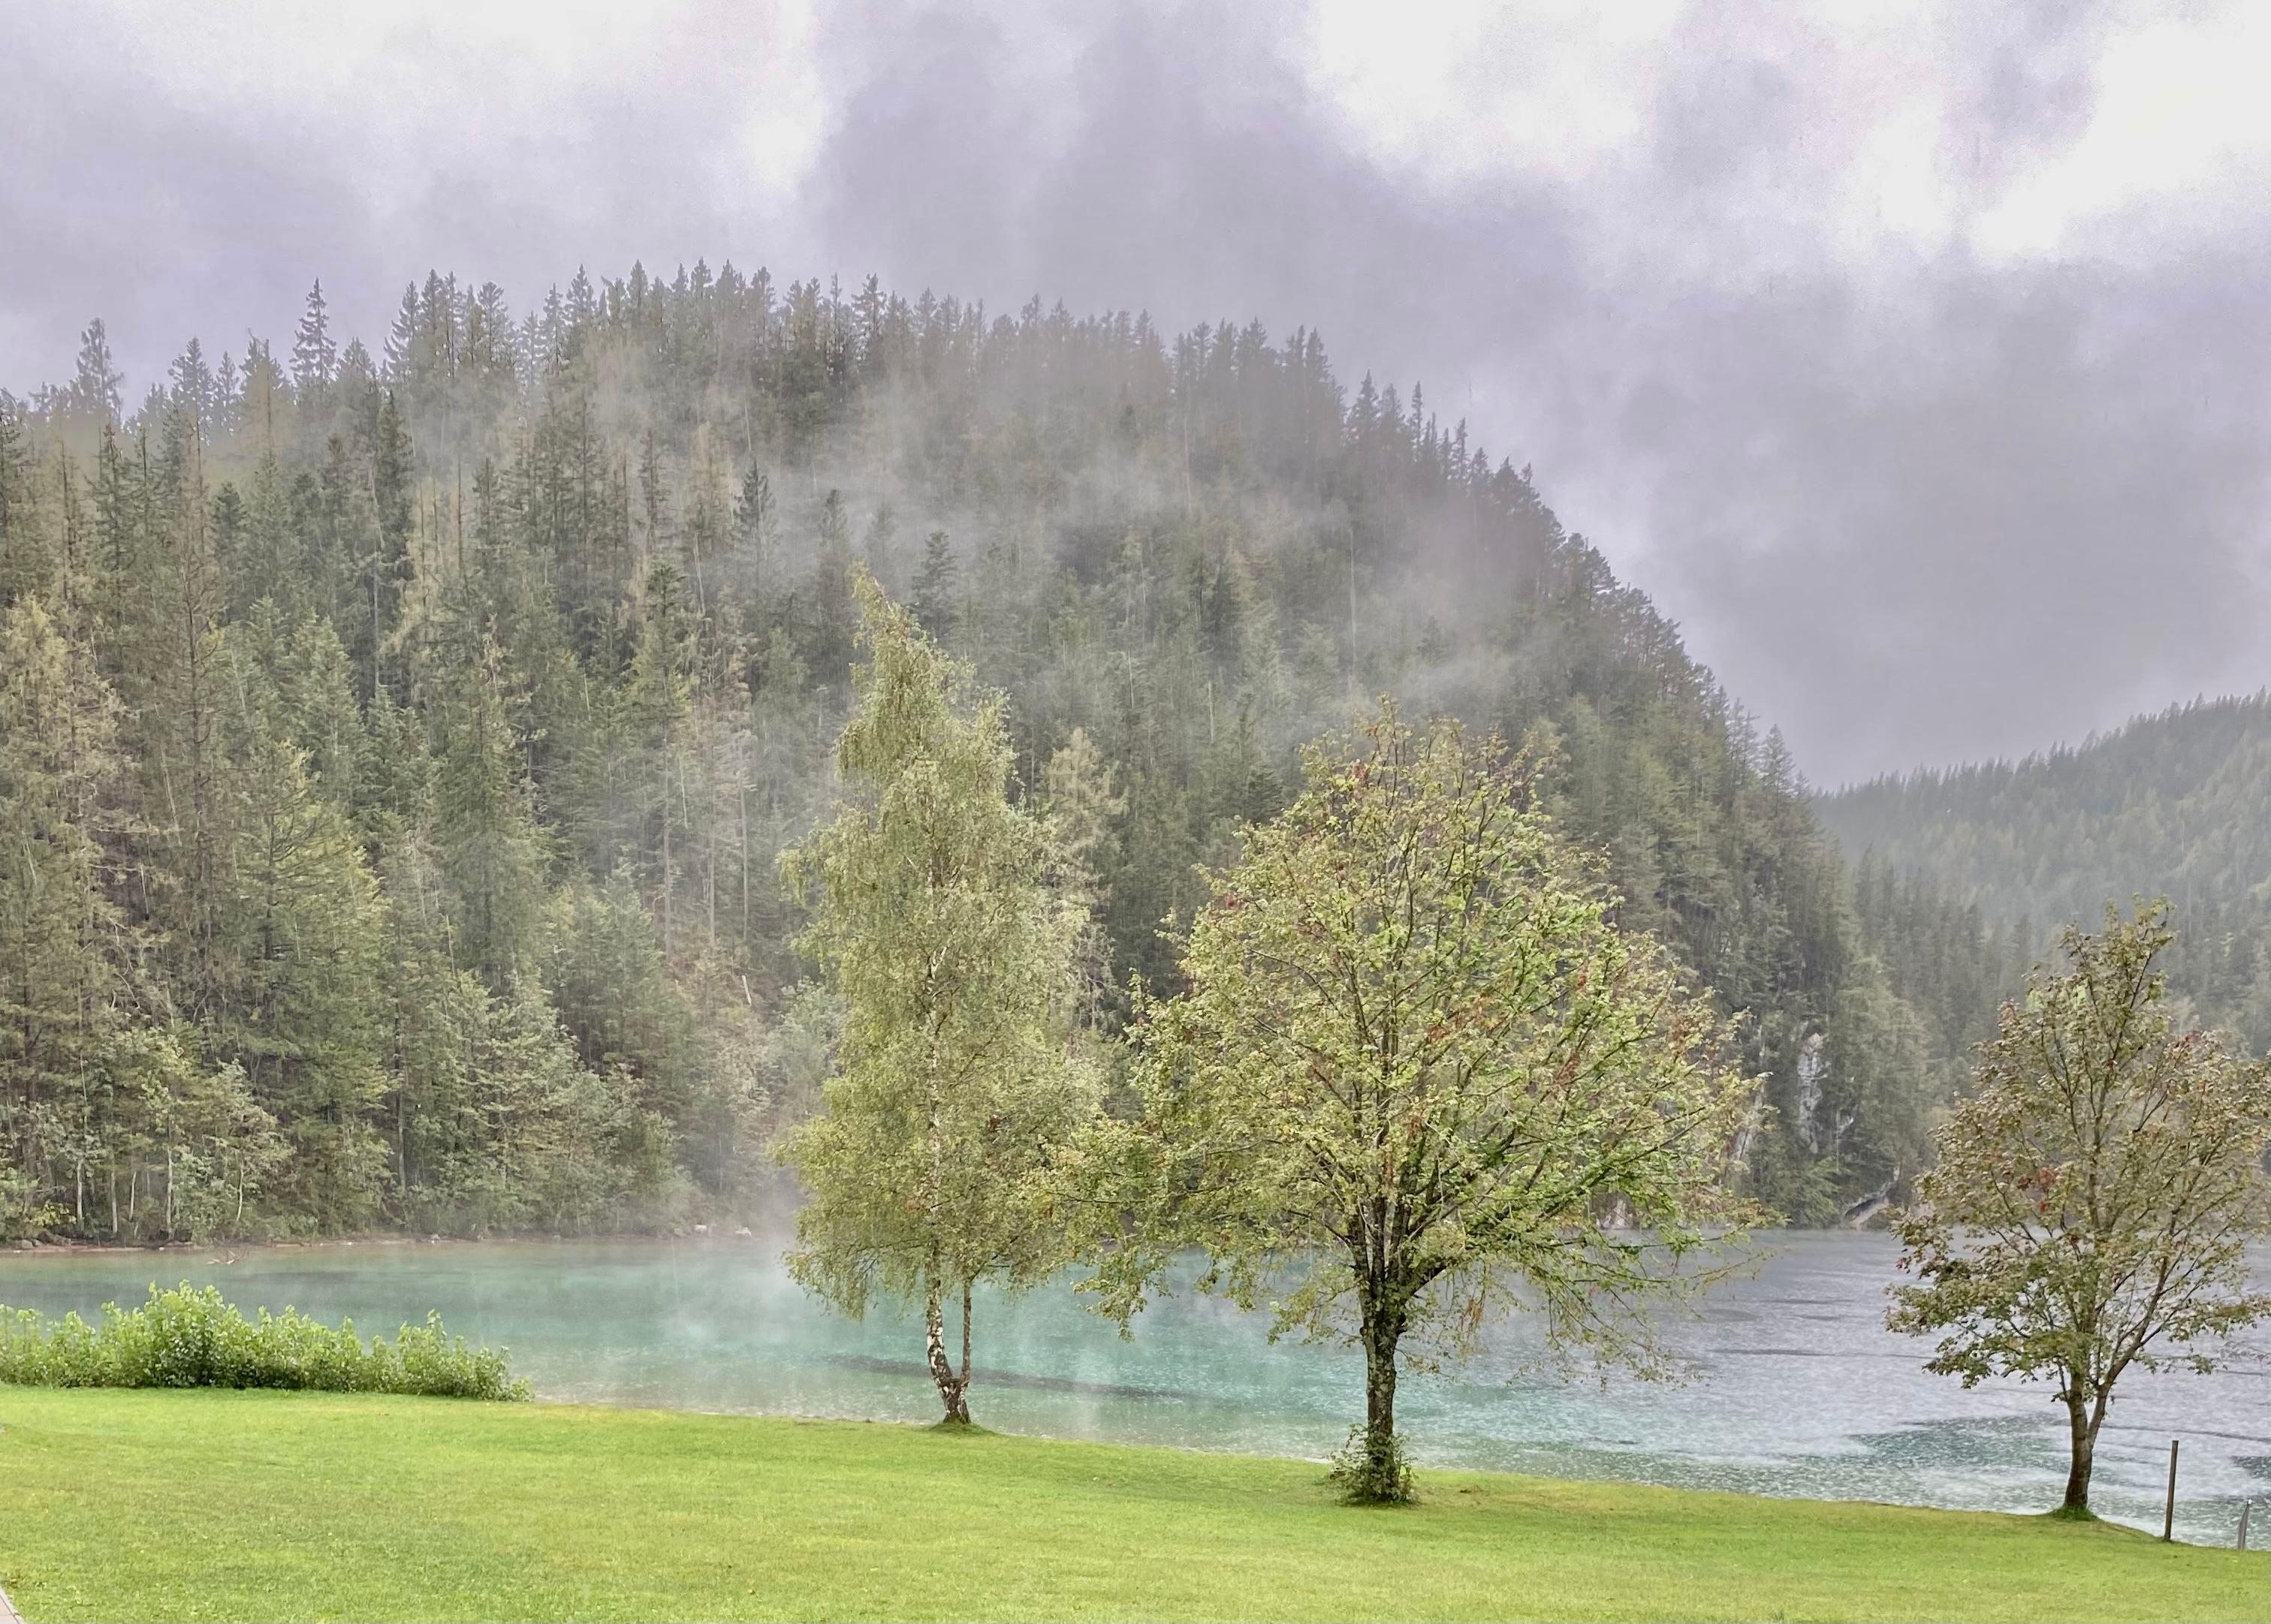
[924,1276,970,1423]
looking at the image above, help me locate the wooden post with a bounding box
[2163,1439,2179,1541]
[2239,1499,2253,1552]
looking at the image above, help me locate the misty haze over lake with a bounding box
[2,1237,2264,1545]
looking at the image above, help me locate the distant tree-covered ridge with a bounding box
[1820,693,2271,1049]
[0,265,1970,1238]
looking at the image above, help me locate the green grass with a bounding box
[0,1387,2263,1622]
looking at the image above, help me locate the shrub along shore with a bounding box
[0,1387,2261,1622]
[0,1284,526,1400]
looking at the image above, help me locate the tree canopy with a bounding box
[1823,693,2271,1055]
[1888,902,2271,1514]
[777,573,1096,1422]
[2,264,1978,1237]
[1093,706,1758,1498]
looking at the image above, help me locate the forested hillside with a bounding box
[1820,694,2271,1047]
[2,264,1951,1239]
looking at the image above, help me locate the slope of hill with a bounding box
[1819,693,2271,1044]
[0,267,1959,1233]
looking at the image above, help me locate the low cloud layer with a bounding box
[6,0,2266,783]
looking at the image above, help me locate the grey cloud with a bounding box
[806,0,2271,779]
[4,0,2265,783]
[1,13,383,392]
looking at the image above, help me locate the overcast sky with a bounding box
[6,0,2267,785]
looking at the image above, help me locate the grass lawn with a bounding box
[0,1387,2263,1622]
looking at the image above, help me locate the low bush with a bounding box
[1328,1424,1417,1505]
[0,1284,529,1400]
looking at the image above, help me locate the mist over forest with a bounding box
[1,263,2031,1239]
[1820,691,2271,1051]
[11,5,2271,1609]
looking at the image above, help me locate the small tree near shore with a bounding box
[1889,902,2271,1516]
[777,574,1097,1424]
[1090,705,1757,1500]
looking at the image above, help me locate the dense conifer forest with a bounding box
[1821,694,2271,1050]
[0,264,1976,1240]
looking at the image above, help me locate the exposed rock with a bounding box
[1842,1170,1901,1229]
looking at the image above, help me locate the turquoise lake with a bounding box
[3,1231,2265,1544]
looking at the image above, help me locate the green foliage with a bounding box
[436,634,550,987]
[1889,902,2271,1512]
[1823,694,2271,1051]
[0,1283,527,1399]
[1327,1424,1416,1506]
[2,262,1947,1236]
[213,621,392,1228]
[777,575,1099,1420]
[1095,706,1758,1482]
[0,592,134,1232]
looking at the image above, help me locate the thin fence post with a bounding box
[2240,1499,2253,1552]
[2164,1439,2179,1542]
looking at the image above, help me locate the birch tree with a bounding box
[1092,704,1757,1499]
[1889,902,2271,1515]
[777,571,1096,1424]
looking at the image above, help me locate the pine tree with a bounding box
[213,634,390,1226]
[807,489,855,677]
[70,319,123,422]
[733,462,773,601]
[912,529,958,643]
[138,411,230,1016]
[384,285,420,391]
[364,391,415,699]
[0,401,41,604]
[682,425,730,607]
[0,595,129,1232]
[1041,727,1124,1026]
[436,634,549,987]
[636,429,671,577]
[540,870,697,1156]
[292,280,336,405]
[375,824,497,1219]
[170,339,215,425]
[626,564,696,956]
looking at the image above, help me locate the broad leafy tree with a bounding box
[1889,902,2271,1515]
[777,573,1097,1424]
[1095,705,1757,1499]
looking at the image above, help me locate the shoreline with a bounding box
[5,1228,783,1258]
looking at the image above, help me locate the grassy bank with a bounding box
[0,1388,2261,1622]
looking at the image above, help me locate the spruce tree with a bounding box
[70,319,123,422]
[733,461,773,599]
[436,634,550,988]
[912,529,958,643]
[213,631,389,1227]
[292,280,337,405]
[0,596,128,1231]
[0,394,30,599]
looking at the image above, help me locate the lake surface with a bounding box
[4,1231,2266,1544]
